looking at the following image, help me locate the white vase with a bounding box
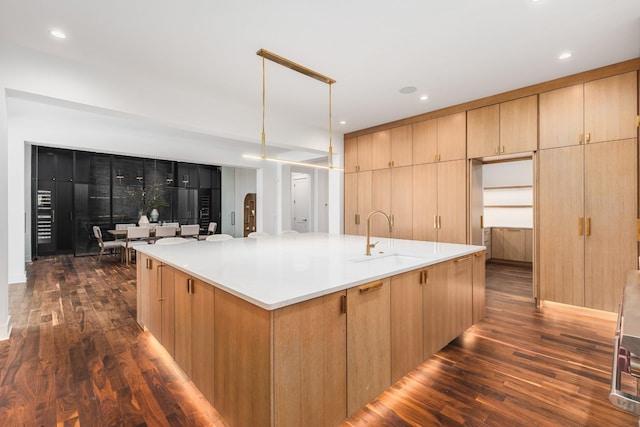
[138,214,150,227]
[150,208,159,222]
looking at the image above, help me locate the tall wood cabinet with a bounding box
[344,171,372,236]
[539,140,637,311]
[412,160,467,244]
[538,71,638,312]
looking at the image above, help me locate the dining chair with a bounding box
[180,224,200,240]
[207,222,218,235]
[206,234,234,241]
[114,223,136,242]
[154,225,177,242]
[154,237,188,245]
[163,222,180,228]
[122,226,150,264]
[247,231,270,238]
[93,226,121,262]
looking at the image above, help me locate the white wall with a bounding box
[483,159,533,228]
[0,89,12,340]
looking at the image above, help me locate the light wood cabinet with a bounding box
[344,137,358,173]
[423,260,452,358]
[540,72,638,149]
[139,251,484,427]
[412,112,466,164]
[344,134,373,173]
[390,269,424,382]
[137,254,175,356]
[539,84,584,149]
[483,228,492,260]
[467,104,499,158]
[366,126,413,169]
[214,289,271,427]
[539,139,637,312]
[584,71,638,144]
[499,95,538,155]
[467,96,537,158]
[390,125,413,167]
[371,130,391,170]
[472,251,486,324]
[448,255,473,343]
[347,278,391,416]
[344,171,372,236]
[273,291,346,427]
[370,166,413,240]
[412,160,467,244]
[490,227,532,262]
[174,269,215,404]
[437,160,467,244]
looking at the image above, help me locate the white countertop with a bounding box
[136,233,485,310]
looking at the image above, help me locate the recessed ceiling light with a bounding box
[399,86,417,94]
[50,29,66,39]
[420,95,429,101]
[558,52,572,60]
[339,120,346,125]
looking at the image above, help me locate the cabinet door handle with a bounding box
[585,217,591,236]
[359,281,384,294]
[438,215,442,229]
[579,133,584,144]
[419,270,428,285]
[355,213,360,225]
[187,278,194,294]
[480,215,483,229]
[155,264,166,300]
[474,252,484,258]
[340,294,347,314]
[433,215,438,229]
[585,133,591,143]
[500,145,505,154]
[455,256,471,263]
[146,258,153,269]
[578,217,584,236]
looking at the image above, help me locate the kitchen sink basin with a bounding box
[349,252,424,265]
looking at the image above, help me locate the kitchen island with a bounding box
[136,233,485,427]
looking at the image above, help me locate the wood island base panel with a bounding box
[136,233,485,427]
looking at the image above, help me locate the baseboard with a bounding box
[0,315,12,341]
[9,272,26,285]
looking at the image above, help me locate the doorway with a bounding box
[291,172,311,233]
[470,157,535,301]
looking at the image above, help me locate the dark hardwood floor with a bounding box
[0,256,636,426]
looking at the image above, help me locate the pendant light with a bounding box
[243,49,340,170]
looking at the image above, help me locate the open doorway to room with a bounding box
[291,172,311,233]
[470,157,535,302]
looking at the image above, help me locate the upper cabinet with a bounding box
[585,71,638,144]
[344,134,373,173]
[413,112,466,164]
[466,104,499,159]
[540,72,638,149]
[390,125,413,167]
[467,96,538,158]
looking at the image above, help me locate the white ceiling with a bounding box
[1,0,639,160]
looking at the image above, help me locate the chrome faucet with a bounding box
[366,210,393,256]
